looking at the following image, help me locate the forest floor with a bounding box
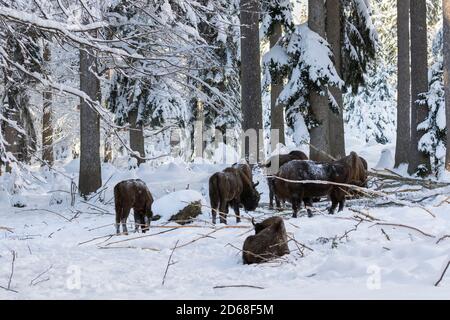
[1,139,450,299]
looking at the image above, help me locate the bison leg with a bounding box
[121,207,131,235]
[219,203,228,224]
[140,215,149,233]
[338,199,345,212]
[329,199,338,215]
[304,198,314,218]
[212,208,217,225]
[134,211,141,233]
[291,199,299,218]
[233,202,241,224]
[115,208,122,235]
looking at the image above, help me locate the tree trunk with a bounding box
[4,87,22,173]
[270,21,285,150]
[326,0,345,159]
[309,0,331,161]
[240,0,264,164]
[78,48,102,196]
[104,130,113,163]
[395,0,411,168]
[408,0,430,175]
[129,108,145,166]
[444,0,450,171]
[42,43,54,166]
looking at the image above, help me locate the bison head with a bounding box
[241,187,261,212]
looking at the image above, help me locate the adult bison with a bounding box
[336,151,368,188]
[114,179,154,235]
[264,150,308,209]
[209,165,260,224]
[272,157,353,218]
[243,216,290,264]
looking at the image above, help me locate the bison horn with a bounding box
[251,217,256,227]
[253,181,260,187]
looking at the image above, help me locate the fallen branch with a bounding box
[370,223,435,238]
[176,228,225,249]
[162,240,179,286]
[104,228,179,246]
[17,208,71,222]
[213,285,264,290]
[436,235,450,245]
[0,226,14,233]
[434,260,450,287]
[30,265,53,286]
[98,246,160,251]
[369,170,450,190]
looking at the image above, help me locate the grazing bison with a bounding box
[272,158,353,218]
[209,166,260,224]
[243,216,290,264]
[114,179,154,235]
[264,150,308,209]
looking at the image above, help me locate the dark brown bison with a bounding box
[264,150,308,209]
[209,166,260,224]
[272,157,353,218]
[243,216,290,264]
[114,179,154,235]
[336,151,368,188]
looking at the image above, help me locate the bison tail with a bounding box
[209,173,221,210]
[114,185,122,223]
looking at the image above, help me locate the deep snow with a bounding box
[0,140,449,299]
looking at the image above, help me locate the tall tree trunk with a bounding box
[444,0,450,171]
[395,0,411,168]
[309,0,331,161]
[4,87,22,173]
[240,0,263,164]
[79,48,102,196]
[270,21,285,150]
[42,43,53,166]
[129,108,145,166]
[326,0,345,159]
[408,0,430,175]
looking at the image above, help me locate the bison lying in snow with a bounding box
[264,150,308,209]
[243,216,290,264]
[114,179,154,235]
[272,157,353,218]
[209,164,260,224]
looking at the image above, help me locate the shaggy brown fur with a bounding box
[265,150,308,209]
[243,216,290,264]
[336,151,368,187]
[114,179,154,235]
[209,166,260,224]
[272,159,352,218]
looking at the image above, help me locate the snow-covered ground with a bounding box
[1,141,450,299]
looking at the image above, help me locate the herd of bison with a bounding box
[113,150,368,264]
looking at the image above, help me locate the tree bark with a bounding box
[309,0,331,161]
[42,43,54,166]
[240,0,264,164]
[444,0,450,171]
[270,21,285,149]
[78,48,102,196]
[129,108,145,166]
[408,0,430,175]
[395,0,411,168]
[326,0,345,159]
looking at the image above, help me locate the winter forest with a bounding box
[1,0,450,299]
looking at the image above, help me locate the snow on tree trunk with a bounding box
[240,0,263,163]
[42,42,54,166]
[326,0,345,159]
[444,0,450,171]
[78,46,102,196]
[395,0,411,168]
[129,108,145,166]
[308,0,331,161]
[270,21,286,149]
[409,0,431,175]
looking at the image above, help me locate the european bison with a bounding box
[272,157,353,218]
[209,165,260,224]
[243,216,290,264]
[336,151,368,188]
[265,150,308,209]
[114,179,154,235]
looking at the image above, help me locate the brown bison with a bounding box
[114,179,154,235]
[209,165,260,224]
[336,151,368,188]
[243,216,290,264]
[264,150,308,209]
[272,157,353,218]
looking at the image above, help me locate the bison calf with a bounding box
[243,217,290,264]
[114,179,154,235]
